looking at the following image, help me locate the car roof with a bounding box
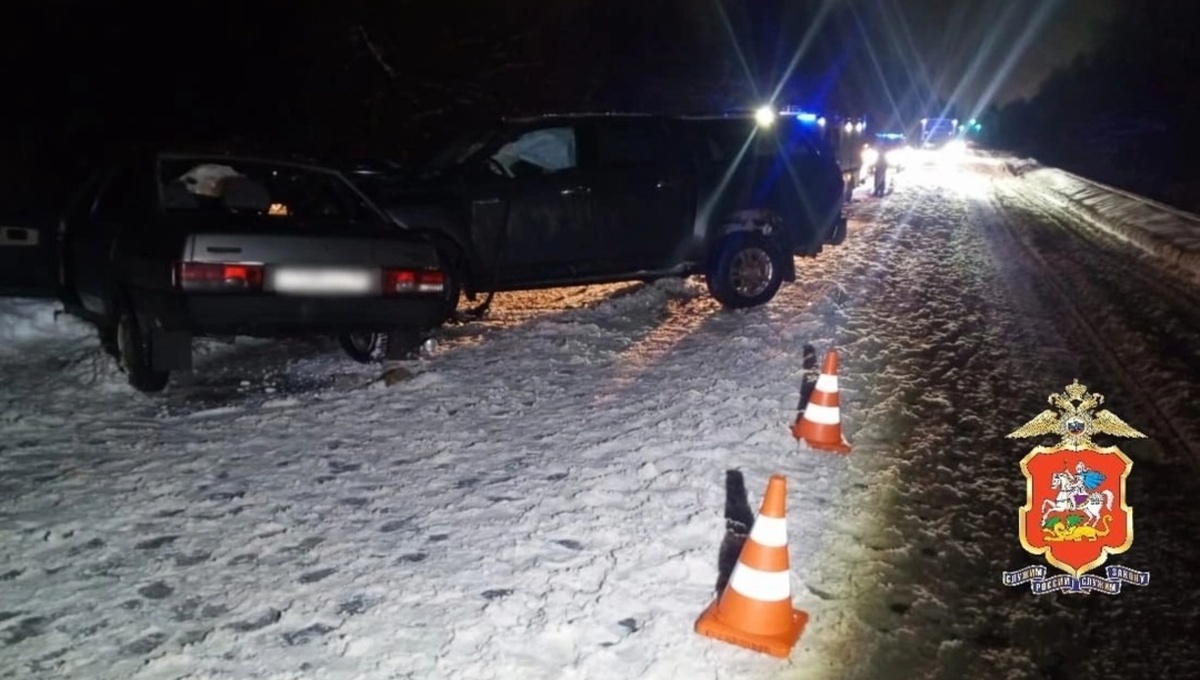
[500,111,775,127]
[502,111,656,124]
[155,151,335,173]
[88,139,328,167]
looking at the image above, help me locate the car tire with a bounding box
[116,305,170,393]
[440,266,463,324]
[706,231,786,310]
[339,332,386,364]
[98,323,120,359]
[828,218,848,246]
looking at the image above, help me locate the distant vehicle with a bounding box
[807,113,868,202]
[57,150,453,392]
[358,110,848,313]
[920,117,959,149]
[859,133,910,179]
[0,207,57,297]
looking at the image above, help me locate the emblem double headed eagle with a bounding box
[1007,379,1146,451]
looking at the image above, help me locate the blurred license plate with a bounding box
[273,267,373,294]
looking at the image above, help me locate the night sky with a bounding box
[857,0,1117,105]
[802,0,1118,127]
[986,0,1117,102]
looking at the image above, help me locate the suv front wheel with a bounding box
[706,232,786,309]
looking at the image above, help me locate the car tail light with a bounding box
[382,268,445,295]
[176,261,264,292]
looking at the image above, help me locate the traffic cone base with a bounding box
[791,419,851,453]
[695,599,809,659]
[792,349,852,454]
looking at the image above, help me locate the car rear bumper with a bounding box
[138,291,447,337]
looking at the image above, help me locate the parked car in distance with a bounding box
[355,110,848,313]
[0,206,58,297]
[859,132,910,179]
[57,149,454,392]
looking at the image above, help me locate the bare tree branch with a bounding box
[353,24,396,80]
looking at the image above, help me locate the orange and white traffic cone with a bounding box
[695,474,808,658]
[791,348,851,454]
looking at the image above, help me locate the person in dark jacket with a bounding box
[872,154,888,197]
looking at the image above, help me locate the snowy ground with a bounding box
[3,150,1200,680]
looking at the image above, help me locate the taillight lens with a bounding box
[176,262,265,292]
[382,268,445,295]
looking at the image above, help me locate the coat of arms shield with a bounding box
[1002,380,1151,594]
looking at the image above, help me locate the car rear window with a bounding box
[157,157,376,224]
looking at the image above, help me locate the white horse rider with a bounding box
[1041,466,1113,527]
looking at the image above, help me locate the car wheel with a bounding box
[339,332,385,364]
[828,218,848,246]
[98,323,120,359]
[116,306,170,393]
[706,232,786,310]
[440,266,463,323]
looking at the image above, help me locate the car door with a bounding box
[590,118,692,273]
[479,123,597,286]
[70,164,146,318]
[0,212,56,297]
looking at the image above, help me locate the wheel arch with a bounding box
[706,209,796,282]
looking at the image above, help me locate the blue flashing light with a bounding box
[875,132,906,141]
[778,106,822,125]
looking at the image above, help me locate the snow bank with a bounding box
[0,297,94,355]
[1006,159,1200,284]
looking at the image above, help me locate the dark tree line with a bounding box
[990,1,1200,211]
[2,0,759,205]
[2,0,958,210]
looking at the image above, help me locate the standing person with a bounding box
[872,152,888,197]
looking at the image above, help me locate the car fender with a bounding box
[383,205,477,283]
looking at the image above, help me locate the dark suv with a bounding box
[361,111,848,311]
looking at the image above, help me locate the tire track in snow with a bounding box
[784,172,1064,680]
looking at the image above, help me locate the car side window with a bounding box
[596,121,672,168]
[491,126,577,178]
[697,122,756,163]
[91,167,143,222]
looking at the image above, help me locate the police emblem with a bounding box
[1001,379,1151,594]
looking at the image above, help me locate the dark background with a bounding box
[1,0,1197,213]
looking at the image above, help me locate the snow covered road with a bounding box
[2,151,1199,679]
